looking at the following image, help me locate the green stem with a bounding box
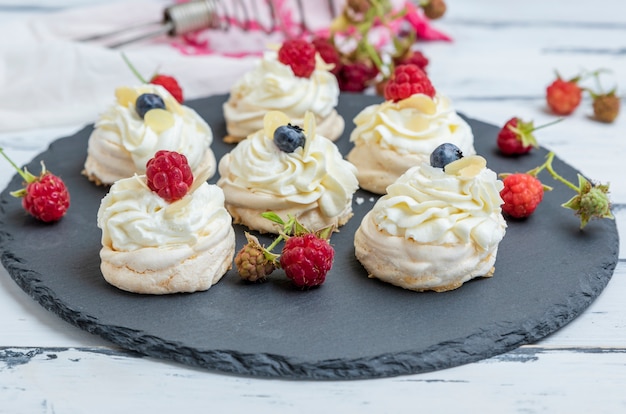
[543,152,579,192]
[121,53,147,84]
[265,234,284,253]
[533,117,564,132]
[0,147,28,181]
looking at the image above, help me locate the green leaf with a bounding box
[261,211,285,225]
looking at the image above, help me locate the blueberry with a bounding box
[135,93,166,119]
[273,124,305,153]
[430,143,463,169]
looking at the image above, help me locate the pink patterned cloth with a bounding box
[171,0,451,56]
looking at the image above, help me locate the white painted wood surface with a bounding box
[1,1,625,412]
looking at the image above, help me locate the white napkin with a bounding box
[0,0,259,133]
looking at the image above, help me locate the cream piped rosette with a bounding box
[217,111,359,234]
[222,50,344,143]
[354,155,507,292]
[347,93,475,194]
[97,170,235,294]
[84,84,216,185]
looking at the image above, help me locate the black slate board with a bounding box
[0,93,619,380]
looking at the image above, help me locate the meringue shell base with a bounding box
[100,228,235,295]
[354,212,498,292]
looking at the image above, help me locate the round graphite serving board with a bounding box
[0,93,619,380]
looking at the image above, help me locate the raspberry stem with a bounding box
[0,147,37,183]
[121,53,148,84]
[541,152,580,192]
[530,117,564,132]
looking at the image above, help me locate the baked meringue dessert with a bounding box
[97,166,235,295]
[222,42,344,143]
[84,84,216,186]
[354,145,506,292]
[217,111,359,234]
[347,92,475,194]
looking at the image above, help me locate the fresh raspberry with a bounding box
[592,92,620,123]
[21,173,70,222]
[1,148,70,222]
[145,150,193,202]
[235,233,277,282]
[394,50,429,72]
[337,61,378,92]
[384,64,436,102]
[497,117,538,155]
[280,233,335,288]
[312,36,341,75]
[546,77,582,115]
[500,173,545,218]
[278,39,316,78]
[151,74,184,103]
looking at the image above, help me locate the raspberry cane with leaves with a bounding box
[0,148,70,222]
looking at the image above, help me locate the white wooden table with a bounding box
[1,1,625,412]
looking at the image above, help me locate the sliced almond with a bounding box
[115,87,138,107]
[189,165,211,194]
[303,111,316,153]
[444,155,487,178]
[144,109,175,133]
[263,110,291,139]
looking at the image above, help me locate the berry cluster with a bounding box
[234,214,335,289]
[546,69,620,123]
[1,148,70,223]
[309,0,445,93]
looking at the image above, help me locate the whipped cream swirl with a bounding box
[88,84,213,181]
[218,129,358,218]
[98,176,231,252]
[350,93,474,156]
[223,51,341,139]
[372,163,505,250]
